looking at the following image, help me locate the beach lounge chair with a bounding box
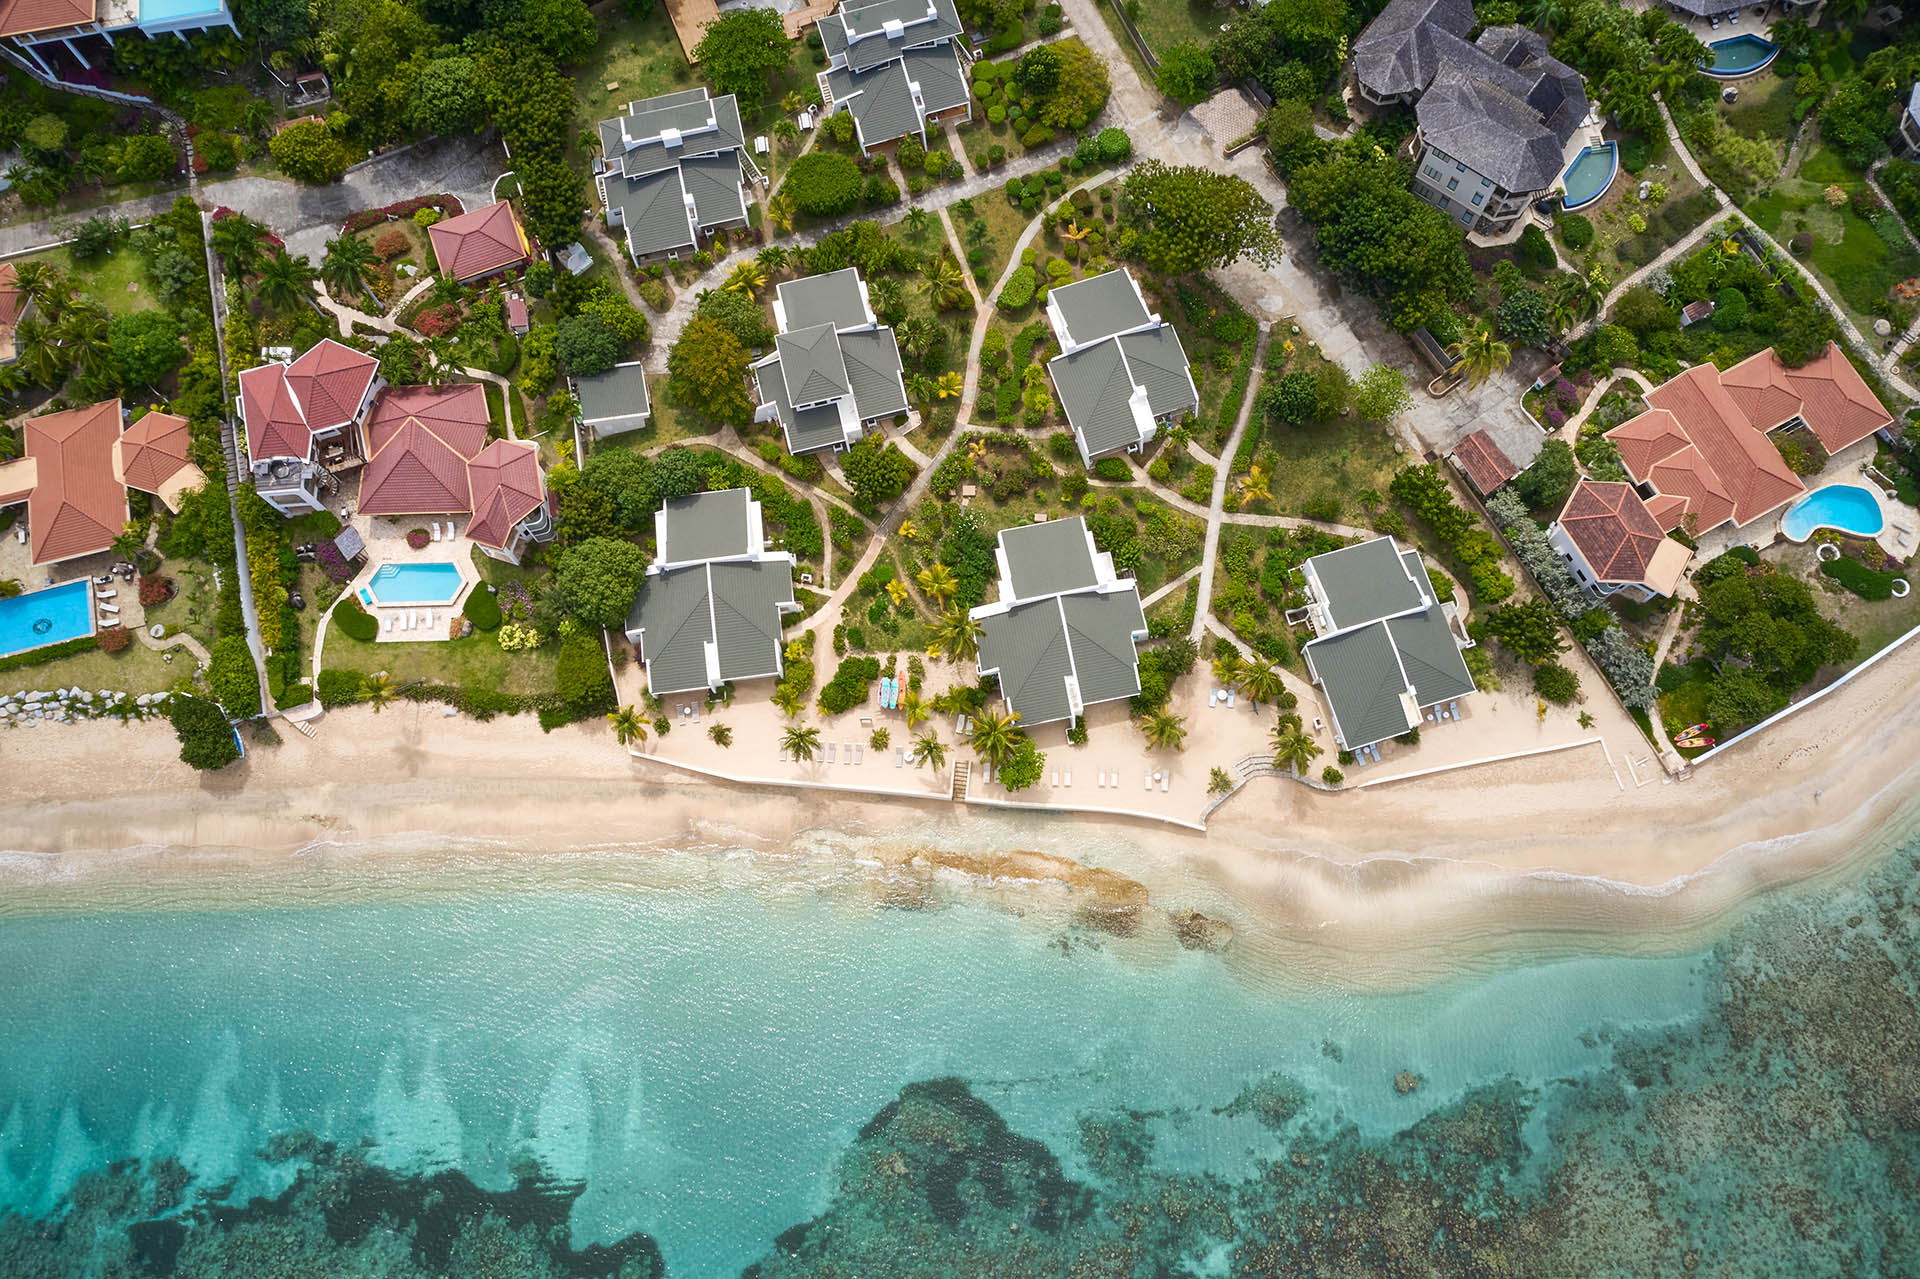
[1064,768,1071,787]
[424,611,434,630]
[1226,691,1236,708]
[383,614,394,632]
[895,746,904,767]
[98,617,120,628]
[430,523,442,542]
[955,713,966,734]
[780,748,789,762]
[1051,770,1060,787]
[96,589,115,601]
[98,604,119,615]
[95,574,112,584]
[1208,690,1218,708]
[826,742,837,764]
[1161,774,1169,792]
[1145,771,1153,790]
[853,745,863,765]
[1448,699,1460,719]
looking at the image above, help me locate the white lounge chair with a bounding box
[1226,691,1236,708]
[1161,774,1169,792]
[96,589,116,601]
[1144,771,1153,790]
[1051,770,1060,787]
[384,614,395,632]
[1064,768,1071,787]
[424,611,434,630]
[826,742,837,764]
[98,616,120,628]
[1449,699,1460,719]
[853,745,863,765]
[779,748,789,762]
[98,604,119,616]
[895,746,904,767]
[1208,690,1218,708]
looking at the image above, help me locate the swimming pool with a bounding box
[139,0,227,21]
[1782,483,1885,541]
[1701,34,1778,79]
[0,580,94,660]
[363,562,464,606]
[1560,143,1617,211]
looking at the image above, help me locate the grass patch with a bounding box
[323,610,560,697]
[573,5,696,131]
[953,185,1037,288]
[0,638,180,696]
[1127,0,1222,57]
[1749,179,1920,335]
[1720,72,1797,148]
[20,244,161,318]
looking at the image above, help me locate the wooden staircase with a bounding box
[951,761,970,802]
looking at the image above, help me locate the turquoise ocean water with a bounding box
[1,827,1917,1276]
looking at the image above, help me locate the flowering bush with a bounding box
[342,194,464,233]
[96,627,132,653]
[138,574,175,607]
[1551,379,1581,413]
[500,580,535,623]
[406,528,430,550]
[1545,406,1566,429]
[315,539,356,584]
[415,303,463,337]
[498,621,542,651]
[373,228,411,259]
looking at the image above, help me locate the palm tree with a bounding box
[11,260,66,316]
[56,304,113,385]
[766,191,796,234]
[772,681,806,718]
[935,371,962,399]
[361,672,399,713]
[923,255,969,309]
[897,316,938,359]
[783,722,822,761]
[607,704,648,747]
[1237,657,1284,707]
[1140,711,1187,752]
[909,731,947,774]
[757,244,790,272]
[1269,723,1323,776]
[932,607,983,664]
[255,251,318,312]
[211,215,267,280]
[901,689,930,730]
[1239,464,1272,504]
[1211,647,1242,687]
[782,90,807,115]
[916,562,958,607]
[1060,220,1092,242]
[709,722,734,747]
[12,316,67,386]
[321,234,377,303]
[968,709,1023,768]
[1446,322,1511,388]
[1546,272,1593,333]
[724,259,768,299]
[904,206,931,238]
[906,372,937,411]
[870,277,905,324]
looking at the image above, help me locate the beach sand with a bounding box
[3,637,1918,989]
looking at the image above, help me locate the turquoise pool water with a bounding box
[365,562,462,606]
[138,0,226,22]
[1702,34,1778,78]
[0,580,93,659]
[1561,143,1617,210]
[1783,483,1884,540]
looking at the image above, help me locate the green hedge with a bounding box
[997,264,1036,311]
[279,682,314,708]
[207,634,261,717]
[1820,556,1903,600]
[818,655,880,714]
[335,598,379,641]
[316,667,366,708]
[0,634,98,673]
[463,587,503,631]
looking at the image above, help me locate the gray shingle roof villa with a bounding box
[970,518,1148,727]
[751,268,909,456]
[623,488,799,695]
[1299,537,1476,752]
[1044,269,1198,466]
[595,88,758,265]
[572,361,652,439]
[818,0,972,153]
[1353,0,1593,235]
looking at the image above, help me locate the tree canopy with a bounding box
[667,315,752,423]
[268,118,351,184]
[692,7,790,105]
[555,536,648,627]
[169,695,239,771]
[1155,42,1218,106]
[783,152,865,218]
[110,312,186,388]
[1122,161,1282,275]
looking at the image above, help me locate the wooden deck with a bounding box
[783,0,837,38]
[664,0,719,60]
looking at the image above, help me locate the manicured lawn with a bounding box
[22,244,160,317]
[573,5,698,134]
[1129,0,1226,58]
[1720,72,1797,151]
[322,611,560,697]
[143,556,220,650]
[1775,541,1920,667]
[0,638,180,696]
[1748,171,1920,336]
[954,188,1035,288]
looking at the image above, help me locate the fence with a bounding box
[1102,0,1159,73]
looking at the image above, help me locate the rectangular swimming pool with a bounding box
[139,0,228,21]
[0,580,95,659]
[364,562,464,606]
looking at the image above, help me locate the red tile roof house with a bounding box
[1548,479,1693,602]
[426,201,536,285]
[0,401,206,566]
[356,384,555,564]
[1603,343,1895,536]
[1448,427,1519,496]
[236,339,384,516]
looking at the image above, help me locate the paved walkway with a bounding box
[1190,327,1271,642]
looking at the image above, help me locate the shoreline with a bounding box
[4,632,1919,990]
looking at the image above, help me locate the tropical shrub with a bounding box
[206,635,261,717]
[335,598,379,641]
[784,152,865,217]
[463,587,503,630]
[1533,661,1579,704]
[317,668,366,708]
[170,695,238,770]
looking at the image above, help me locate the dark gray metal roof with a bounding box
[1050,270,1151,346]
[1352,0,1476,100]
[831,0,964,73]
[753,358,850,455]
[1307,538,1426,630]
[575,361,651,435]
[775,323,853,406]
[778,268,870,330]
[902,42,970,114]
[1001,519,1097,600]
[661,488,752,564]
[1305,622,1418,750]
[839,328,908,420]
[682,153,747,229]
[603,167,695,259]
[628,565,714,695]
[1116,327,1198,421]
[708,560,793,683]
[1385,605,1476,710]
[1061,590,1146,707]
[604,89,746,178]
[976,589,1146,727]
[1049,339,1143,460]
[829,57,923,148]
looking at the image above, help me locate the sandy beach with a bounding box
[3,634,1918,989]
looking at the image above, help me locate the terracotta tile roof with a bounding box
[1557,479,1689,593]
[1780,343,1894,452]
[113,410,195,494]
[364,383,490,459]
[22,399,126,564]
[427,201,531,281]
[1645,493,1692,529]
[465,439,546,549]
[0,262,25,327]
[1450,428,1518,495]
[286,338,378,432]
[0,0,93,39]
[356,419,472,515]
[238,362,309,460]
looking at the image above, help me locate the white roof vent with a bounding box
[660,127,682,148]
[883,18,904,37]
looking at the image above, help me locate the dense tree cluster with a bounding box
[1121,161,1282,276]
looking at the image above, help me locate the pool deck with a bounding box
[341,515,478,644]
[1775,469,1919,559]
